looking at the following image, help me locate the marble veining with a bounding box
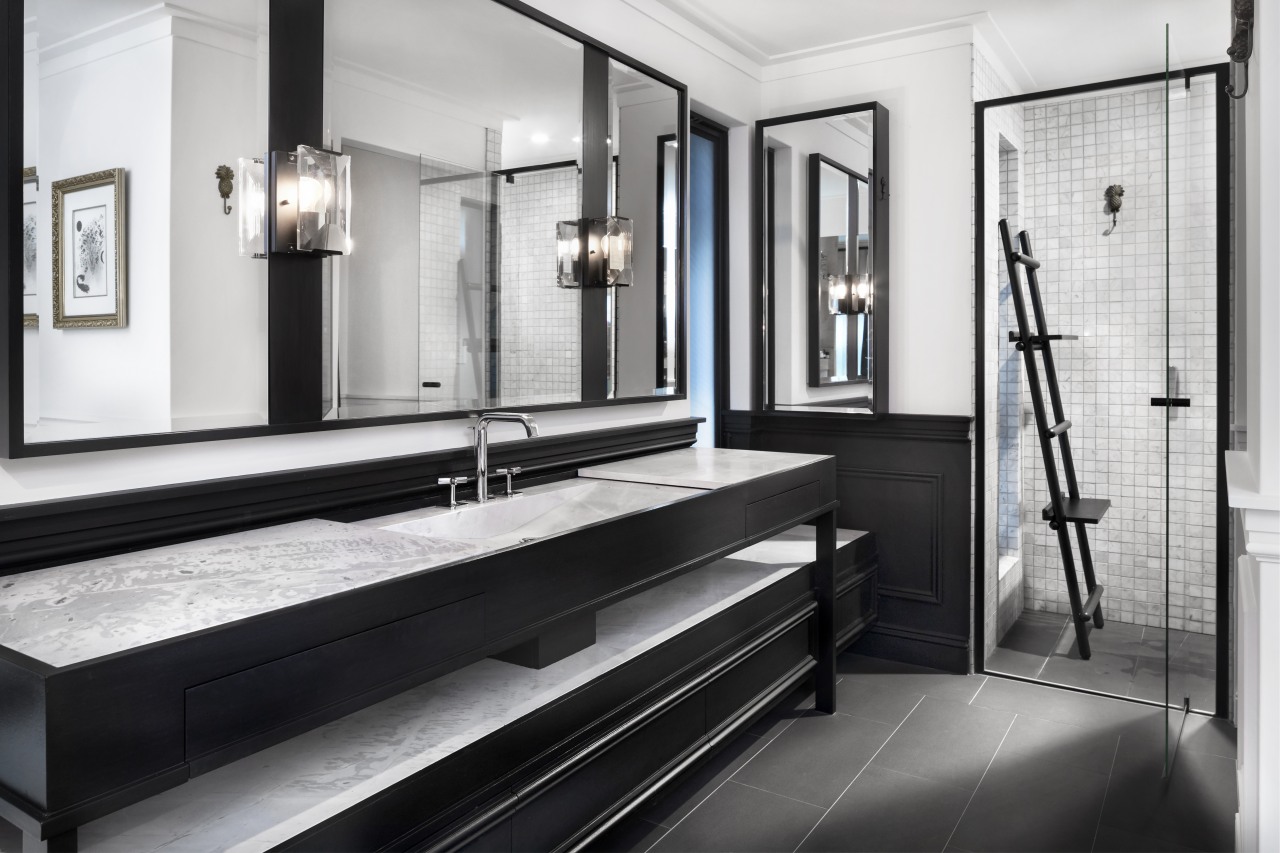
[363,477,701,548]
[577,447,829,490]
[0,520,490,669]
[76,539,811,853]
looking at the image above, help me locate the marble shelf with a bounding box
[73,532,821,853]
[0,479,697,669]
[577,447,829,490]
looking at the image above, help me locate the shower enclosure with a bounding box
[975,35,1232,769]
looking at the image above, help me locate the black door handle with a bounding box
[1150,397,1191,407]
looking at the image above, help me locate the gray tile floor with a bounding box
[590,653,1237,853]
[986,612,1218,713]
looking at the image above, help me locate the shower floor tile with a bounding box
[988,612,1217,712]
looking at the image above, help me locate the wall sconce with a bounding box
[556,216,633,288]
[828,273,872,315]
[269,145,353,255]
[237,157,266,258]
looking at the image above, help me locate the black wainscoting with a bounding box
[722,411,972,672]
[0,418,699,576]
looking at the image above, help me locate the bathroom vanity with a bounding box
[0,448,879,851]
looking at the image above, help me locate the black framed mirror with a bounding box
[0,0,687,458]
[755,102,889,415]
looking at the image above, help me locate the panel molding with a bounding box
[838,466,943,604]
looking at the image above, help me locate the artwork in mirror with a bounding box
[20,0,270,443]
[607,59,682,399]
[761,104,888,415]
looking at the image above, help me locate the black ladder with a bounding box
[1000,219,1110,660]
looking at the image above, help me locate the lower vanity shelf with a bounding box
[66,523,875,853]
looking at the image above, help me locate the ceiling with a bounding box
[651,0,1230,90]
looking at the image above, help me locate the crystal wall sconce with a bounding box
[237,157,266,258]
[828,273,872,315]
[268,145,353,256]
[557,216,633,288]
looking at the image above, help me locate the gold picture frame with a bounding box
[21,166,38,328]
[52,168,127,329]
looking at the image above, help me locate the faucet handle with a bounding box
[494,467,522,498]
[437,476,470,509]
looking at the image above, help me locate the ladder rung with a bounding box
[1011,252,1040,269]
[1042,497,1111,524]
[1008,333,1079,343]
[1045,420,1071,438]
[1079,585,1105,620]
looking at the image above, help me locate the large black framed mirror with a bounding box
[0,0,687,458]
[755,102,889,415]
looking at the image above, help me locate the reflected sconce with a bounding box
[828,273,872,315]
[556,216,633,288]
[237,157,266,258]
[268,145,353,255]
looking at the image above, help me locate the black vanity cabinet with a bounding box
[0,456,839,849]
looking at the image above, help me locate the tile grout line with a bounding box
[788,694,928,853]
[1089,733,1124,852]
[941,713,1018,852]
[969,675,989,705]
[727,780,827,811]
[639,697,816,853]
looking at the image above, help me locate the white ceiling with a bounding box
[652,0,1230,90]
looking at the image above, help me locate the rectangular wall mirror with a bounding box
[758,103,889,415]
[4,0,687,456]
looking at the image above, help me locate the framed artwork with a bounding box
[22,166,37,328]
[52,168,127,329]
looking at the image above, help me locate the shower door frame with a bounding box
[972,63,1233,718]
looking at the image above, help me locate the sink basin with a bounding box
[376,478,698,549]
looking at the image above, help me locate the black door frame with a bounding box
[973,63,1233,719]
[689,113,730,447]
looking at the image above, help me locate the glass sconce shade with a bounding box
[598,216,633,287]
[296,145,352,255]
[269,146,352,255]
[237,157,266,258]
[556,220,581,288]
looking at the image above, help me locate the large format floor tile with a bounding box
[648,781,824,853]
[870,696,1015,791]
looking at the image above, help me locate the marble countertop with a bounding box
[0,479,700,670]
[578,447,829,490]
[77,541,809,853]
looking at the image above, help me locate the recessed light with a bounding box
[531,133,550,144]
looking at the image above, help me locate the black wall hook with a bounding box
[1226,0,1254,100]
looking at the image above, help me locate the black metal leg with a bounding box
[1054,523,1092,660]
[23,828,76,853]
[814,509,837,714]
[1076,523,1106,629]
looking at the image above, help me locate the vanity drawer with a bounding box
[744,481,821,533]
[185,594,484,772]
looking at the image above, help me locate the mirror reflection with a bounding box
[765,107,881,414]
[21,0,270,443]
[325,0,682,417]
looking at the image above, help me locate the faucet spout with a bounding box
[473,412,539,502]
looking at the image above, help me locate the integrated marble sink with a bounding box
[364,477,701,550]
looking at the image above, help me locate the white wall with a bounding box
[169,19,268,425]
[37,20,174,428]
[762,29,977,416]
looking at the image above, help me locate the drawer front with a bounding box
[705,612,814,730]
[510,690,705,853]
[837,570,878,649]
[744,481,820,533]
[186,594,483,770]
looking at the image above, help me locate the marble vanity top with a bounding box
[0,478,699,669]
[578,447,828,490]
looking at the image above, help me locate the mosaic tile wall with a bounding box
[1018,79,1218,634]
[997,144,1023,558]
[498,166,581,407]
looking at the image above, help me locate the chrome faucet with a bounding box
[473,412,539,502]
